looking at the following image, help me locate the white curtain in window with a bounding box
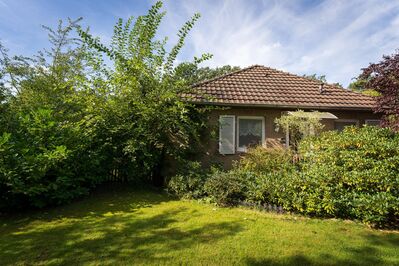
[239,119,262,136]
[239,119,262,149]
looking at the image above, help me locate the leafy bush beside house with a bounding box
[167,147,296,206]
[168,126,399,228]
[279,126,399,227]
[298,126,399,227]
[204,169,249,206]
[235,147,296,205]
[166,161,208,199]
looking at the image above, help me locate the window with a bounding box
[237,116,265,152]
[365,119,381,127]
[219,115,235,155]
[334,119,358,131]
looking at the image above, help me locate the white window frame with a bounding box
[365,119,381,126]
[334,119,359,130]
[236,116,265,152]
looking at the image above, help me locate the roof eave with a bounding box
[188,101,375,111]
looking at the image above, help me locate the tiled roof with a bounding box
[186,65,376,110]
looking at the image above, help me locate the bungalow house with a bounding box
[188,65,380,169]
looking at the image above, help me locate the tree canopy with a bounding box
[174,63,240,85]
[359,51,399,131]
[0,1,211,209]
[303,73,343,88]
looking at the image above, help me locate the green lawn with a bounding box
[1,186,398,265]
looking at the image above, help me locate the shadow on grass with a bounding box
[247,255,313,266]
[0,185,244,265]
[1,184,169,221]
[0,185,398,265]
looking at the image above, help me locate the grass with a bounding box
[0,186,398,266]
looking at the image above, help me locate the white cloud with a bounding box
[162,0,399,87]
[3,0,396,87]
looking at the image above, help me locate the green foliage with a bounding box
[204,169,248,206]
[238,128,399,227]
[303,73,327,83]
[303,74,343,88]
[275,110,324,150]
[174,63,240,85]
[0,2,210,209]
[0,19,107,209]
[236,147,297,204]
[361,89,380,96]
[77,1,211,185]
[349,78,380,96]
[239,146,294,174]
[186,128,399,228]
[348,78,367,91]
[166,161,208,199]
[0,42,16,131]
[298,126,399,227]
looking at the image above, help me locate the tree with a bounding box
[77,1,210,186]
[359,51,399,131]
[303,74,327,83]
[174,63,240,85]
[0,19,107,209]
[348,78,379,96]
[0,43,10,128]
[0,1,211,209]
[303,73,343,88]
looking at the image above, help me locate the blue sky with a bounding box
[1,0,399,87]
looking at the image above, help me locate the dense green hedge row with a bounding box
[167,126,399,228]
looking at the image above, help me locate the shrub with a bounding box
[213,127,399,228]
[204,169,248,206]
[239,146,295,174]
[0,109,105,210]
[201,147,298,207]
[237,147,297,205]
[166,127,399,228]
[166,161,208,199]
[297,126,399,227]
[0,21,107,210]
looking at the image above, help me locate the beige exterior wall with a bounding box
[200,106,381,169]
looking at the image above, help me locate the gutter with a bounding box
[188,101,375,112]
